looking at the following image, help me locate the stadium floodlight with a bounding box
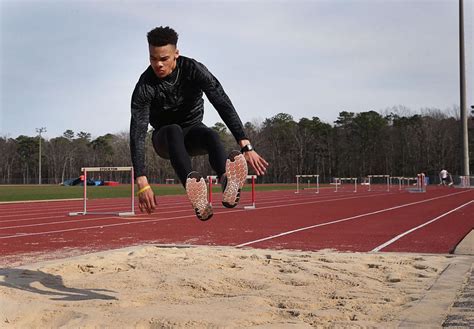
[36,127,47,185]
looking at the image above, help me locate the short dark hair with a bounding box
[147,26,178,47]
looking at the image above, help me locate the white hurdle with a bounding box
[334,177,357,193]
[390,176,404,191]
[405,173,426,193]
[69,166,135,217]
[295,175,320,194]
[458,176,473,188]
[400,177,418,190]
[367,175,390,192]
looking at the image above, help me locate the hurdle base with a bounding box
[68,211,135,216]
[406,188,426,193]
[244,204,256,210]
[118,212,135,217]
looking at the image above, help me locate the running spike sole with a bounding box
[186,172,213,221]
[222,151,248,208]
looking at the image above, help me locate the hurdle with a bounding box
[406,173,426,193]
[457,175,474,188]
[401,177,418,189]
[207,175,218,206]
[295,175,320,194]
[69,166,135,216]
[417,173,426,192]
[334,177,357,193]
[393,176,416,190]
[207,175,257,210]
[390,176,404,191]
[367,175,390,192]
[244,175,257,210]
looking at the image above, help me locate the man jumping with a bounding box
[130,26,268,220]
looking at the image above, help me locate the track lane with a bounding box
[378,201,474,253]
[1,187,471,266]
[0,190,397,259]
[241,190,473,252]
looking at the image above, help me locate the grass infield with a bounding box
[0,184,297,202]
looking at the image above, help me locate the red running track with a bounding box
[0,186,472,266]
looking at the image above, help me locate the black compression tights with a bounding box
[152,123,227,187]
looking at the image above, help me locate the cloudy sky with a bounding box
[1,0,473,140]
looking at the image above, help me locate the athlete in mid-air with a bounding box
[130,26,269,220]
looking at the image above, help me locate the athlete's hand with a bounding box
[244,151,269,176]
[136,176,157,214]
[138,187,157,214]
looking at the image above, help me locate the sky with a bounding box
[1,0,473,140]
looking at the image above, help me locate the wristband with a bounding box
[241,144,254,153]
[137,185,151,195]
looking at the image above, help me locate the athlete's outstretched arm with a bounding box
[194,61,269,175]
[130,82,157,213]
[239,139,269,176]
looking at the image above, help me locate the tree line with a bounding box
[1,106,472,185]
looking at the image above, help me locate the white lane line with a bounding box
[0,198,83,204]
[0,191,386,225]
[0,195,270,218]
[0,216,188,240]
[0,192,308,217]
[0,216,131,230]
[0,185,432,219]
[235,190,472,248]
[371,200,474,252]
[0,189,395,218]
[1,190,469,241]
[0,192,391,239]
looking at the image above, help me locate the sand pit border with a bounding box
[397,254,473,327]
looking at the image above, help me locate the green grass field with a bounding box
[0,184,298,202]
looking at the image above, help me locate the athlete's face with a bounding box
[149,44,179,79]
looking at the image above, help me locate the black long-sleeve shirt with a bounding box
[130,56,247,177]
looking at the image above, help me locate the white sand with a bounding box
[0,245,453,328]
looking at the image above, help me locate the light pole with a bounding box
[36,127,47,185]
[459,0,469,176]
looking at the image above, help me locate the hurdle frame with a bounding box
[367,175,390,192]
[69,166,135,217]
[390,176,405,191]
[406,173,426,193]
[458,175,474,188]
[402,177,418,188]
[207,175,257,210]
[334,177,357,193]
[295,174,320,194]
[417,173,426,192]
[244,175,257,210]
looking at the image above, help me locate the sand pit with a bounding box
[0,245,461,328]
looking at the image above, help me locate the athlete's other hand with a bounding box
[138,188,157,214]
[137,176,157,214]
[244,151,269,176]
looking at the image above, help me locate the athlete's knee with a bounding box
[153,125,184,159]
[203,128,221,145]
[164,124,183,140]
